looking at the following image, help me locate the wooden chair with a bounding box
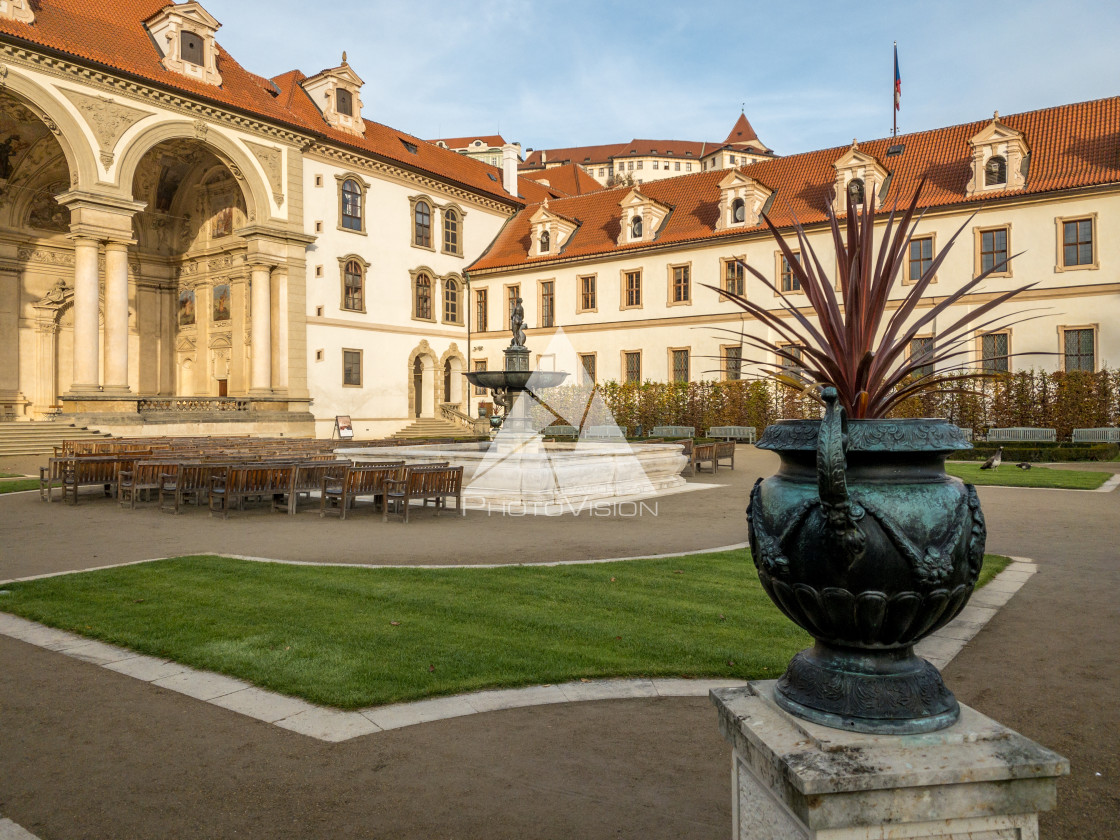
[282,459,353,515]
[159,463,219,514]
[209,464,297,519]
[714,441,736,471]
[118,460,180,509]
[383,465,464,523]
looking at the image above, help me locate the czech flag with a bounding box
[894,44,901,112]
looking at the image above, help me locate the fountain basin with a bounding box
[338,438,689,510]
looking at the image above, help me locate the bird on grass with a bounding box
[1016,462,1032,470]
[980,446,1004,470]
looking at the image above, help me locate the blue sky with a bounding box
[204,0,1120,156]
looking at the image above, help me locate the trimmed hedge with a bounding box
[954,443,1119,462]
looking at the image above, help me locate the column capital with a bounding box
[103,238,136,251]
[58,190,146,243]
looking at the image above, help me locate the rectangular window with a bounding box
[624,351,642,384]
[506,284,520,329]
[981,332,1009,373]
[579,354,596,385]
[540,281,555,328]
[980,227,1009,275]
[1064,328,1095,372]
[725,346,742,381]
[780,252,802,292]
[724,259,745,297]
[343,349,362,387]
[623,270,642,308]
[1062,218,1094,267]
[636,160,643,169]
[909,337,934,378]
[908,236,934,283]
[671,265,691,304]
[579,275,597,311]
[777,344,803,369]
[671,349,689,383]
[473,359,488,395]
[475,289,488,333]
[729,154,737,164]
[675,161,681,171]
[685,163,692,171]
[627,161,634,171]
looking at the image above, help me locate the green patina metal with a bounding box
[748,387,986,734]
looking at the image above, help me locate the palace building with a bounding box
[0,0,1117,439]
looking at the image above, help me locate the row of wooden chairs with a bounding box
[319,462,464,522]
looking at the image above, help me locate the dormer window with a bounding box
[528,202,579,258]
[630,216,643,239]
[616,188,671,246]
[715,170,772,231]
[336,89,353,118]
[847,178,865,206]
[144,2,223,87]
[985,156,1007,186]
[300,53,366,137]
[967,113,1028,196]
[540,230,551,253]
[181,31,204,65]
[831,141,888,215]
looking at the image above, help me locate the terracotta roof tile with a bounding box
[469,97,1120,273]
[0,1,534,206]
[521,163,604,197]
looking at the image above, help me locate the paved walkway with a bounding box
[0,448,1117,838]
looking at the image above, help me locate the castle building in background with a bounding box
[429,135,521,169]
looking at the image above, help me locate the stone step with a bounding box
[0,421,113,456]
[392,417,469,439]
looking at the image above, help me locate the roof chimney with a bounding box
[502,143,519,196]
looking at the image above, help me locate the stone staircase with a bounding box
[0,421,113,457]
[392,416,470,440]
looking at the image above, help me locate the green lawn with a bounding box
[0,472,24,478]
[0,552,1011,709]
[946,462,1111,489]
[0,478,39,494]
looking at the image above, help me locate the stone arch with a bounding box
[406,340,439,419]
[1,69,98,189]
[439,342,466,405]
[115,121,272,222]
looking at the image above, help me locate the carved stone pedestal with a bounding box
[712,681,1068,840]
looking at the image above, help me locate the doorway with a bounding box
[413,357,423,418]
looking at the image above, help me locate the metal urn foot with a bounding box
[774,642,959,735]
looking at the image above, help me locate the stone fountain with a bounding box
[339,298,688,512]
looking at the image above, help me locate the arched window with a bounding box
[732,198,746,224]
[985,155,1007,186]
[181,30,204,65]
[443,208,460,255]
[540,229,551,253]
[443,277,460,324]
[414,200,432,247]
[336,88,353,117]
[415,272,432,320]
[341,179,362,231]
[342,259,364,311]
[847,178,865,206]
[630,215,643,239]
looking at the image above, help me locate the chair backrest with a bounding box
[651,425,695,438]
[986,427,1057,442]
[1072,427,1120,443]
[347,464,405,493]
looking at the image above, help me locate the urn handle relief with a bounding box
[816,386,866,567]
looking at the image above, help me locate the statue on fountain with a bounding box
[510,297,526,347]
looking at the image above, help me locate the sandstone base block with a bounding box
[712,681,1068,840]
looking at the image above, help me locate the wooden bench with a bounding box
[1072,427,1120,443]
[209,463,297,519]
[707,425,757,443]
[159,463,223,514]
[118,460,181,509]
[281,459,354,515]
[319,462,407,520]
[650,425,695,438]
[691,442,718,474]
[986,427,1057,443]
[59,456,123,505]
[714,441,736,471]
[383,465,464,523]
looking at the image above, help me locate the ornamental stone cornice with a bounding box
[0,42,311,147]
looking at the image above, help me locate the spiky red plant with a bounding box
[709,180,1037,419]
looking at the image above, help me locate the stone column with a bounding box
[0,269,22,417]
[249,262,272,394]
[69,235,101,393]
[272,269,289,392]
[35,322,59,414]
[102,240,131,393]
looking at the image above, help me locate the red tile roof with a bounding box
[723,112,761,147]
[0,1,537,206]
[469,97,1120,273]
[521,143,628,169]
[521,163,604,197]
